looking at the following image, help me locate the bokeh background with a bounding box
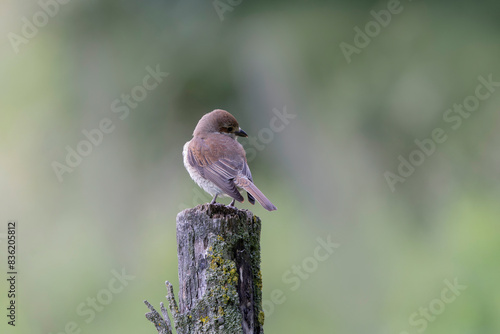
[1,0,500,333]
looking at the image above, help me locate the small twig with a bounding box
[160,302,172,329]
[144,299,172,334]
[165,281,179,316]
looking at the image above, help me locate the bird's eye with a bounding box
[227,127,233,132]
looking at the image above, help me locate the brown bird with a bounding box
[183,109,277,211]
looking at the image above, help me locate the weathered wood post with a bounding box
[144,203,265,334]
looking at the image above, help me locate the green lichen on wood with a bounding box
[258,311,265,326]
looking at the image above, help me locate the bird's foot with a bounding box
[210,194,218,205]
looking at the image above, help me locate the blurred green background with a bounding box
[1,0,500,333]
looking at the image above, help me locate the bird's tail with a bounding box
[237,177,277,211]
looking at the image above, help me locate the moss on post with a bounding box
[144,204,264,334]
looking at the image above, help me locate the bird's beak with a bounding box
[235,128,248,137]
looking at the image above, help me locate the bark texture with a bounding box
[144,203,264,334]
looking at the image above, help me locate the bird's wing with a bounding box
[187,137,245,202]
[241,161,256,204]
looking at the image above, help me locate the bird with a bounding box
[183,109,277,211]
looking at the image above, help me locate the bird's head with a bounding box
[193,109,248,139]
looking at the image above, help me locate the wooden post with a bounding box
[144,204,265,334]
